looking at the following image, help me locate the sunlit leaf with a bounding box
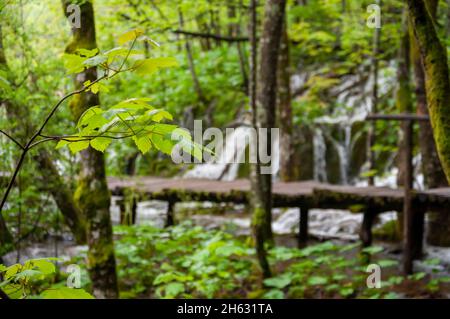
[68,140,90,153]
[41,287,94,299]
[90,137,112,152]
[118,28,144,45]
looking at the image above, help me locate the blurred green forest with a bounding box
[1,0,450,299]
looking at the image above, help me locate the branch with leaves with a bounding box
[0,28,202,221]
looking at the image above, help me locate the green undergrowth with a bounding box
[112,222,450,299]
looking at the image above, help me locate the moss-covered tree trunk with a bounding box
[63,0,118,298]
[409,0,450,246]
[250,0,286,278]
[408,0,450,181]
[277,22,294,182]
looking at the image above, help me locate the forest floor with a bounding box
[3,200,450,299]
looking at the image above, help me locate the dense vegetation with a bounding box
[1,0,450,299]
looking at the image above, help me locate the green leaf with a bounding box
[90,137,112,152]
[133,57,178,75]
[0,75,11,92]
[77,48,99,58]
[147,109,173,122]
[77,106,103,128]
[383,292,400,299]
[361,246,383,255]
[14,269,43,280]
[63,54,87,74]
[164,282,184,298]
[2,283,22,298]
[55,140,69,149]
[339,287,354,297]
[41,287,94,299]
[68,140,90,154]
[83,54,108,68]
[150,133,174,155]
[408,272,426,281]
[263,289,284,299]
[263,275,292,289]
[5,264,21,279]
[118,28,144,45]
[378,259,398,268]
[388,276,404,285]
[24,258,55,275]
[307,276,328,286]
[104,48,144,63]
[133,135,152,154]
[423,258,441,266]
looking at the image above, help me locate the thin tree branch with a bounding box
[172,29,248,42]
[0,129,25,150]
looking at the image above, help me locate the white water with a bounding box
[313,128,328,182]
[184,126,280,181]
[184,126,251,180]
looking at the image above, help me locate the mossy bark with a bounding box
[277,22,294,182]
[407,0,450,182]
[409,0,450,246]
[63,0,118,298]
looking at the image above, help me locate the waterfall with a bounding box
[184,126,280,181]
[313,128,328,182]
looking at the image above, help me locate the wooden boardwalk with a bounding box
[108,176,450,273]
[108,176,450,211]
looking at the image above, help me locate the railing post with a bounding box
[360,207,376,247]
[298,205,309,247]
[165,200,175,227]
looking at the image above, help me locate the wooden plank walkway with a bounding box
[108,176,450,211]
[107,176,450,274]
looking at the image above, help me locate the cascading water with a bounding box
[183,126,280,180]
[313,128,328,182]
[184,126,251,180]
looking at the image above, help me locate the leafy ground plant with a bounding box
[109,222,450,299]
[0,258,93,299]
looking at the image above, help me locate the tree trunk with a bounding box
[396,11,413,187]
[250,0,286,278]
[248,0,269,278]
[395,10,413,239]
[367,0,382,186]
[408,0,450,181]
[277,22,294,182]
[409,0,450,246]
[63,0,118,298]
